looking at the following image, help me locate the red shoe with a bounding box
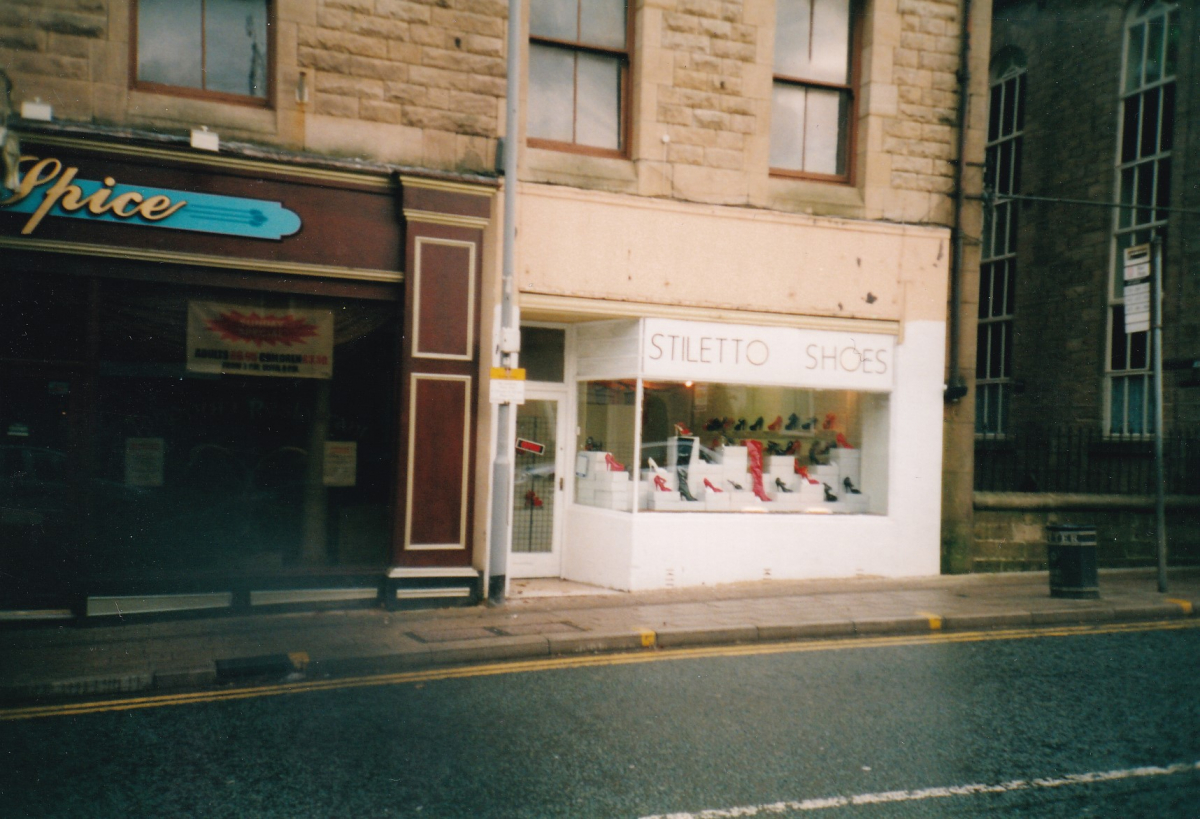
[674,422,692,436]
[794,463,819,484]
[653,474,671,492]
[525,489,543,508]
[605,452,626,471]
[703,478,724,493]
[767,415,783,432]
[745,440,772,502]
[835,433,854,449]
[823,413,837,430]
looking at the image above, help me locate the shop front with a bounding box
[1,131,492,616]
[514,184,950,592]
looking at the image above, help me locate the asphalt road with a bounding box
[2,622,1199,818]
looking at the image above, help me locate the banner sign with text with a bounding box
[1,155,301,240]
[641,318,895,391]
[186,302,333,379]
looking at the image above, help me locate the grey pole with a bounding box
[1152,233,1167,593]
[487,0,522,604]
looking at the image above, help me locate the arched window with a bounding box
[1107,1,1178,436]
[977,50,1026,435]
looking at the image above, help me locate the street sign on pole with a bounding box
[1123,244,1152,334]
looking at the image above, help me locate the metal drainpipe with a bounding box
[946,0,974,403]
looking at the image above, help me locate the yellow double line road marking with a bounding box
[4,618,1198,722]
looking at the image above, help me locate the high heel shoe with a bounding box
[843,477,862,494]
[767,415,783,432]
[605,452,625,472]
[674,422,693,436]
[733,418,746,432]
[823,483,838,502]
[525,489,544,508]
[774,477,793,493]
[727,479,744,490]
[794,463,819,484]
[705,417,724,431]
[785,413,801,431]
[835,433,854,449]
[766,440,788,456]
[800,416,818,430]
[653,474,671,492]
[677,469,698,501]
[703,478,724,493]
[823,413,837,430]
[749,416,764,431]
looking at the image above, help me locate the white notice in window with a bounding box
[125,438,165,487]
[1124,282,1151,334]
[323,441,357,487]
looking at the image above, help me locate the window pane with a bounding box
[975,324,988,378]
[1000,77,1016,137]
[530,0,577,40]
[1127,376,1146,434]
[809,0,851,84]
[206,0,269,97]
[775,0,850,84]
[1109,377,1126,435]
[987,83,1002,143]
[575,52,621,150]
[1161,84,1175,151]
[1129,328,1148,370]
[138,0,203,89]
[528,44,576,143]
[1110,306,1127,370]
[1165,11,1179,76]
[1139,87,1160,158]
[1145,15,1164,84]
[521,327,566,383]
[1124,22,1144,92]
[802,88,845,175]
[580,0,626,49]
[1015,74,1026,130]
[1121,96,1140,163]
[770,83,808,169]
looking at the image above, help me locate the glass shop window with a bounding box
[574,379,637,511]
[521,326,566,383]
[574,377,887,514]
[86,279,399,579]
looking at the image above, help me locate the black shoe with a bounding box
[766,441,788,455]
[733,418,747,431]
[678,469,698,501]
[785,413,801,431]
[823,483,838,502]
[749,416,764,431]
[801,416,818,430]
[843,477,861,494]
[727,479,744,490]
[775,478,793,493]
[705,417,724,431]
[697,449,715,464]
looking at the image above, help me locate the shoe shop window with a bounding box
[637,382,884,514]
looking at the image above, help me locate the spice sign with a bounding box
[187,301,333,379]
[641,318,895,391]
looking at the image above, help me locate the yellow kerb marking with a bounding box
[1166,598,1194,615]
[917,611,943,630]
[638,628,657,648]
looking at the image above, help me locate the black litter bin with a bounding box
[1046,524,1099,599]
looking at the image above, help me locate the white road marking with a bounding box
[640,760,1200,818]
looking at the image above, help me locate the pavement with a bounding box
[1,568,1197,705]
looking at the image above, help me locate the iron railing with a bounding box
[974,424,1200,495]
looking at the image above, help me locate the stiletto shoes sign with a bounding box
[641,318,895,391]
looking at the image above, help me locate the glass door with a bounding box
[509,392,565,578]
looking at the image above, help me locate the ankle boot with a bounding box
[785,413,801,431]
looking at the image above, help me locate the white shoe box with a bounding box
[770,493,805,510]
[765,455,797,476]
[838,493,870,514]
[587,470,631,486]
[810,464,840,486]
[725,490,762,509]
[703,491,732,511]
[798,482,825,503]
[649,492,701,511]
[595,487,633,511]
[720,446,749,472]
[829,449,861,486]
[576,485,596,505]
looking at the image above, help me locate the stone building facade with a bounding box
[968,0,1200,571]
[1,0,990,617]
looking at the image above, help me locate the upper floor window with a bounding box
[1107,0,1178,436]
[528,0,629,155]
[134,0,270,105]
[770,0,856,181]
[977,52,1026,437]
